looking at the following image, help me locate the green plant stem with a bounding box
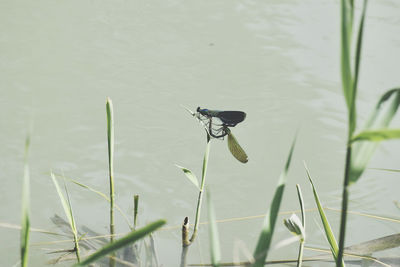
[189,134,211,243]
[21,136,30,267]
[106,97,115,267]
[296,184,305,267]
[337,145,351,266]
[297,241,304,267]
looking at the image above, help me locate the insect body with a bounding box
[195,107,248,163]
[196,107,246,138]
[196,108,246,127]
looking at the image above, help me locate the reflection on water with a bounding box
[0,0,399,265]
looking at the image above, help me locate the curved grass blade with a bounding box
[304,163,344,267]
[51,173,132,228]
[252,135,296,267]
[351,129,400,143]
[21,136,31,267]
[207,190,221,267]
[176,165,199,189]
[227,129,248,163]
[50,172,81,262]
[350,88,400,184]
[74,220,166,267]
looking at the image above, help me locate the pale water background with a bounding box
[1,0,400,266]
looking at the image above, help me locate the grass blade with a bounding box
[340,0,354,118]
[176,165,200,189]
[21,136,31,267]
[252,135,296,267]
[304,163,344,266]
[51,173,132,227]
[350,88,400,183]
[207,190,221,267]
[351,129,400,142]
[351,0,367,110]
[227,129,248,163]
[50,172,81,262]
[74,220,166,267]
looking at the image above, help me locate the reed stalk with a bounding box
[189,134,211,243]
[296,184,305,267]
[20,136,31,267]
[337,1,368,265]
[106,97,115,267]
[179,134,211,267]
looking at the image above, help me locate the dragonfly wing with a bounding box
[218,111,246,126]
[227,131,248,163]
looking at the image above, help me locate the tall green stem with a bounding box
[21,136,30,267]
[190,134,211,242]
[106,97,115,267]
[337,1,367,264]
[296,184,305,267]
[337,145,351,266]
[297,241,304,267]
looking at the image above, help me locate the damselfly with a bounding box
[194,107,248,163]
[196,107,246,138]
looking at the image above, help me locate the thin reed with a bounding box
[337,0,400,265]
[20,136,31,267]
[106,97,116,267]
[190,135,211,243]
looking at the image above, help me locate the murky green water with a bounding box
[1,0,399,266]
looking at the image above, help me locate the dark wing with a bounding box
[217,111,246,126]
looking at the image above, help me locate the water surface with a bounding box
[1,0,399,266]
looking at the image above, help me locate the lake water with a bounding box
[1,0,400,266]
